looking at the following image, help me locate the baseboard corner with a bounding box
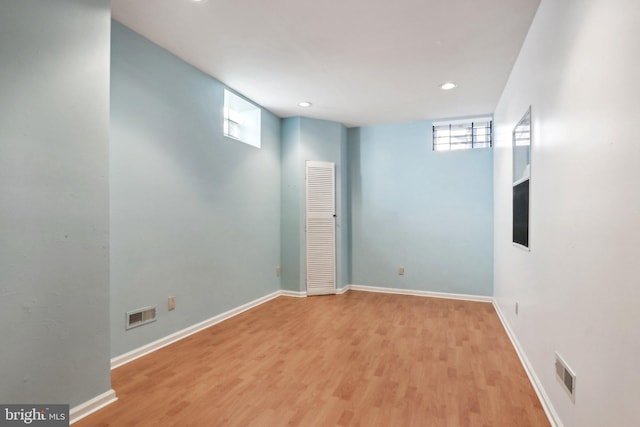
[70,389,117,424]
[336,284,352,294]
[280,289,308,298]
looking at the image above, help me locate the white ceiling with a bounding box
[112,0,540,128]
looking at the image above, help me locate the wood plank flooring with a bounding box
[76,291,549,427]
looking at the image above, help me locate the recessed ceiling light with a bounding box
[440,82,458,90]
[298,101,312,107]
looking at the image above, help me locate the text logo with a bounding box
[0,405,68,426]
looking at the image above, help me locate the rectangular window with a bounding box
[432,117,492,151]
[223,89,261,148]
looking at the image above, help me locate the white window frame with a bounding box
[223,89,261,148]
[432,117,492,151]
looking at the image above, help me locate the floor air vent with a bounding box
[555,352,576,402]
[126,306,157,330]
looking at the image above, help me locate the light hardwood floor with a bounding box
[76,291,549,427]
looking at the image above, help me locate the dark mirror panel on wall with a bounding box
[513,107,531,248]
[513,180,529,246]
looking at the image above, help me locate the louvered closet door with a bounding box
[306,161,336,296]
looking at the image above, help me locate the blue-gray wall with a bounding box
[280,118,303,291]
[0,7,496,409]
[349,121,493,296]
[280,117,350,291]
[0,0,112,407]
[110,22,281,357]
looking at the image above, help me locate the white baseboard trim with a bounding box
[280,289,308,298]
[348,284,493,303]
[70,389,117,424]
[492,301,563,427]
[111,290,281,369]
[104,286,556,427]
[111,284,491,369]
[281,286,350,296]
[336,286,350,294]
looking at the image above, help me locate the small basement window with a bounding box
[224,89,261,148]
[432,117,492,151]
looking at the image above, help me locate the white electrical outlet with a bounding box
[168,296,176,311]
[399,266,405,275]
[276,266,281,277]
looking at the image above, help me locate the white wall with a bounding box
[493,1,640,426]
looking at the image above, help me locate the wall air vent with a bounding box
[126,306,157,330]
[555,352,576,402]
